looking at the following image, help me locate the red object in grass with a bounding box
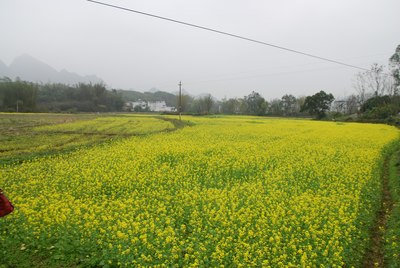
[0,189,14,217]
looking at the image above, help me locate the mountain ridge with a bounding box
[0,54,103,85]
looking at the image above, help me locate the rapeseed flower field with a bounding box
[0,114,174,163]
[0,115,398,267]
[33,115,174,135]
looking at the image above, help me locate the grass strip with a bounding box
[384,148,400,267]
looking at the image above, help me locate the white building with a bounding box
[148,101,176,112]
[124,100,176,112]
[124,100,147,111]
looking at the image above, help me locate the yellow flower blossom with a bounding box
[0,115,398,266]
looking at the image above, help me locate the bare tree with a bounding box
[390,44,400,95]
[202,94,214,114]
[346,94,359,114]
[296,96,307,114]
[353,63,391,100]
[386,78,396,96]
[370,64,389,96]
[333,100,346,114]
[353,72,369,105]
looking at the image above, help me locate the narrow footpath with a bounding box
[363,151,395,267]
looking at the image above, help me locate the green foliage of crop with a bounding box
[384,149,400,267]
[0,114,399,267]
[0,113,174,165]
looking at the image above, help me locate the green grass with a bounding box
[384,148,400,267]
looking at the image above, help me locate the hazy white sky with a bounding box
[0,0,399,99]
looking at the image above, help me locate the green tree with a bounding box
[221,98,241,114]
[200,94,214,114]
[244,91,267,116]
[190,94,215,114]
[300,90,334,119]
[268,98,283,116]
[0,78,38,112]
[360,95,391,113]
[35,82,123,112]
[176,94,193,113]
[281,94,297,116]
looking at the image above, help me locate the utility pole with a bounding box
[16,100,21,113]
[178,81,182,121]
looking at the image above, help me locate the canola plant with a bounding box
[0,116,398,267]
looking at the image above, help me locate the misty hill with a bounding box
[0,54,103,85]
[0,60,8,76]
[118,90,177,107]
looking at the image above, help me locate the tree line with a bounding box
[179,44,400,122]
[179,90,333,119]
[0,78,124,112]
[1,44,399,121]
[348,45,400,122]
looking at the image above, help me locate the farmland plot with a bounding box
[0,115,398,267]
[0,113,174,164]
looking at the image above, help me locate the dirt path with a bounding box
[155,116,193,130]
[363,152,395,267]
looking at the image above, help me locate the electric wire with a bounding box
[87,0,373,72]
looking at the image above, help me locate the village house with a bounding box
[124,100,176,112]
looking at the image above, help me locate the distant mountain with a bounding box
[0,60,10,77]
[0,54,103,85]
[147,87,160,93]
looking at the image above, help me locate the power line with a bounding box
[87,0,372,72]
[156,65,350,89]
[188,66,352,85]
[196,56,390,82]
